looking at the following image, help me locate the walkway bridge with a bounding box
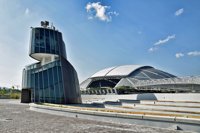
[118,76,200,92]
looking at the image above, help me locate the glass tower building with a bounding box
[21,21,81,104]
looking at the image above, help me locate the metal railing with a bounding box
[130,76,200,87]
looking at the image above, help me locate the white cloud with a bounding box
[88,16,93,20]
[108,11,119,16]
[173,51,200,58]
[86,2,118,22]
[175,53,184,58]
[187,51,200,56]
[148,34,175,53]
[154,34,176,46]
[175,8,184,16]
[25,8,30,16]
[138,31,142,35]
[148,47,158,52]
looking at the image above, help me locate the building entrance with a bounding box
[21,89,31,103]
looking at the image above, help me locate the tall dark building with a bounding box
[21,21,81,104]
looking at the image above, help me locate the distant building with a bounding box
[80,65,200,94]
[21,21,81,104]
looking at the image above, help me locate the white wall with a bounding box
[81,93,200,102]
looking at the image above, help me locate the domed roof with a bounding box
[91,65,152,78]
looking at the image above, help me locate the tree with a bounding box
[0,88,6,96]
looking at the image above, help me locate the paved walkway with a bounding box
[0,99,191,133]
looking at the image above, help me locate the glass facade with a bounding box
[30,28,66,59]
[22,61,64,103]
[22,25,81,104]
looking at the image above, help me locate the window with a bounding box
[45,29,50,53]
[48,68,55,103]
[50,30,56,54]
[39,28,45,53]
[34,73,39,102]
[39,71,44,102]
[55,32,59,54]
[34,29,40,52]
[43,70,49,102]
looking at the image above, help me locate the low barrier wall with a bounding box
[82,93,200,102]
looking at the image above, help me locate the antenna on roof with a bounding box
[51,22,55,30]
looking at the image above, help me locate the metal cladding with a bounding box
[22,22,81,104]
[91,65,153,78]
[80,65,176,90]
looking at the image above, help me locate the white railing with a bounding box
[130,76,200,87]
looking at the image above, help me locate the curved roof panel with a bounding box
[91,65,152,78]
[91,66,116,78]
[106,65,144,76]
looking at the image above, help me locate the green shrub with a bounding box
[10,93,21,99]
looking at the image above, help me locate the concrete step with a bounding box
[95,100,200,116]
[154,101,200,107]
[121,100,200,108]
[104,105,200,118]
[30,103,200,133]
[121,104,200,114]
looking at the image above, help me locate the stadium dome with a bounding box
[80,65,176,90]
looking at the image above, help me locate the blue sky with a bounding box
[0,0,200,88]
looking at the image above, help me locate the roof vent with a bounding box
[41,21,49,28]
